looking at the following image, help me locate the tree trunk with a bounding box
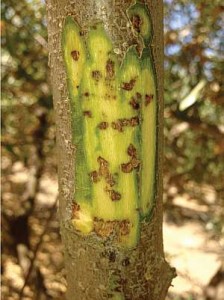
[46,1,175,299]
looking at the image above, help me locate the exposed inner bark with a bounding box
[46,0,175,299]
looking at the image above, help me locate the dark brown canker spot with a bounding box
[71,50,80,61]
[93,218,131,237]
[121,79,136,91]
[131,14,142,33]
[84,92,89,97]
[129,97,140,110]
[127,144,137,157]
[121,162,133,173]
[109,190,121,201]
[130,116,139,126]
[106,59,115,79]
[145,94,154,106]
[112,121,123,132]
[98,122,109,130]
[89,170,100,183]
[93,218,115,237]
[92,70,102,82]
[106,174,116,187]
[96,156,116,187]
[119,220,131,236]
[83,110,92,117]
[111,116,139,132]
[131,157,141,168]
[121,143,140,173]
[98,156,110,179]
[98,156,109,169]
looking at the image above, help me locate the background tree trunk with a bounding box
[46,0,175,299]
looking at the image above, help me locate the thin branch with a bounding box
[19,198,58,299]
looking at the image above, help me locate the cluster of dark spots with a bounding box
[121,78,136,91]
[71,50,80,61]
[121,143,140,173]
[129,92,142,110]
[93,218,131,237]
[92,70,102,82]
[90,157,116,188]
[106,59,115,79]
[98,157,116,186]
[106,188,121,201]
[122,257,130,267]
[93,218,115,237]
[145,94,154,106]
[112,116,139,132]
[131,14,142,33]
[83,110,92,117]
[89,170,100,183]
[98,121,109,130]
[105,93,116,101]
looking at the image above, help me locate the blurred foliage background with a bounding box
[1,0,224,299]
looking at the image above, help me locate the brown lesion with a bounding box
[145,93,154,106]
[84,92,89,97]
[98,121,109,130]
[93,217,131,238]
[97,156,116,187]
[89,156,116,188]
[92,70,102,82]
[105,188,121,201]
[83,110,92,117]
[98,156,109,177]
[130,14,142,33]
[121,78,136,91]
[71,50,80,61]
[129,92,142,110]
[106,59,115,79]
[111,116,140,132]
[89,170,100,183]
[121,143,141,173]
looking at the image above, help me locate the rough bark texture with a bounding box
[46,1,175,299]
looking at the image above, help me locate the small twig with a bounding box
[19,197,58,299]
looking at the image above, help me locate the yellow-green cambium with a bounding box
[62,2,156,249]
